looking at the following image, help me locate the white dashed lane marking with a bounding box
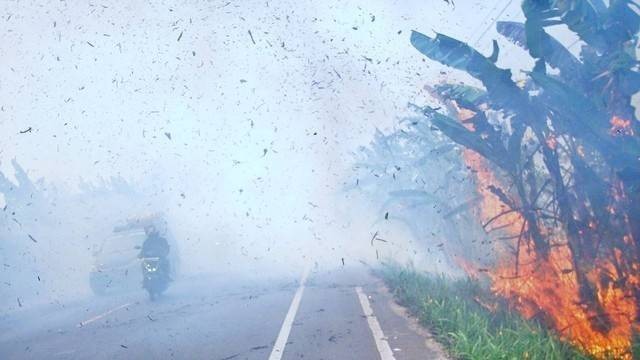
[77,302,133,327]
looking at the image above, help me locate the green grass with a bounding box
[379,265,591,360]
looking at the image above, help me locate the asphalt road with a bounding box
[0,265,447,360]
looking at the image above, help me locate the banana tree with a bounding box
[410,0,640,338]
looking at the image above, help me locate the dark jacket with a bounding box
[140,232,170,259]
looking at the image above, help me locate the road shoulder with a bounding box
[363,276,450,360]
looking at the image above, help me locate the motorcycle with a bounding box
[141,256,170,301]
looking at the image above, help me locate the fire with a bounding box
[610,116,634,136]
[490,244,637,358]
[462,149,523,235]
[461,149,639,359]
[454,255,481,280]
[545,134,557,150]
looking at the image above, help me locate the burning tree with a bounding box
[411,0,640,357]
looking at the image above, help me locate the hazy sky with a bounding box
[1,0,527,180]
[1,0,531,271]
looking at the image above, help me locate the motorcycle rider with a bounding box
[139,224,171,299]
[140,225,170,260]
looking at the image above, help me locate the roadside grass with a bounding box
[379,264,591,360]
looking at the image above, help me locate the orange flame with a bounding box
[454,255,481,280]
[461,149,638,359]
[490,245,637,358]
[610,116,634,136]
[463,150,523,234]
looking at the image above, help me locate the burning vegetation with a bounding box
[409,0,640,358]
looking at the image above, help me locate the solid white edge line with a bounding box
[268,264,311,360]
[355,286,396,360]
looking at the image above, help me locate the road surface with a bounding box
[0,265,447,360]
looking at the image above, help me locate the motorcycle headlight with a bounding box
[144,262,158,272]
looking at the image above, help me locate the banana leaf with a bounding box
[607,0,640,43]
[589,0,609,14]
[530,71,640,168]
[555,0,603,44]
[433,83,488,108]
[497,21,584,84]
[529,71,603,123]
[410,31,525,113]
[425,109,515,173]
